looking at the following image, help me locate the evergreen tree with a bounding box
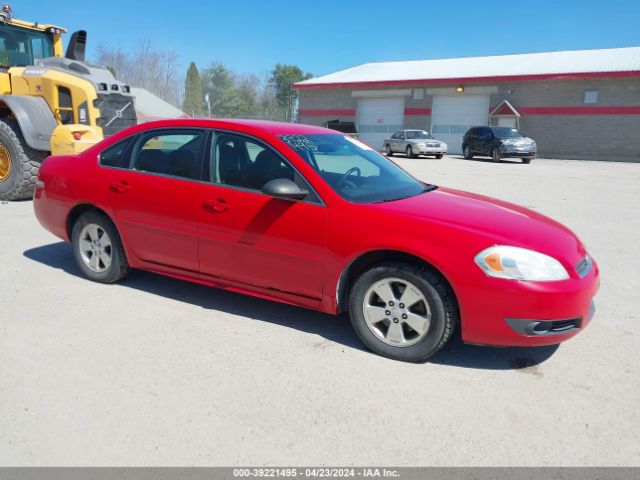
[268,64,312,120]
[182,62,204,117]
[202,62,238,118]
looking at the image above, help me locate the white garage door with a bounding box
[431,95,490,154]
[357,97,404,151]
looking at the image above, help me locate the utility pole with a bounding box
[205,93,211,118]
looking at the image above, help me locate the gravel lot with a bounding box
[1,155,639,466]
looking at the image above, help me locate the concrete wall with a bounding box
[489,78,640,161]
[298,78,640,162]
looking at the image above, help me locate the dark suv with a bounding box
[462,126,536,164]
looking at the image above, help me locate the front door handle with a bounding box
[109,180,130,193]
[203,199,230,213]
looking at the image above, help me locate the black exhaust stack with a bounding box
[65,30,87,62]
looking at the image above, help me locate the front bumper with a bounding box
[459,256,600,347]
[414,146,447,155]
[500,145,536,158]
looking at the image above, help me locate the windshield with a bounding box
[405,130,433,139]
[0,24,54,67]
[492,127,523,139]
[281,134,432,204]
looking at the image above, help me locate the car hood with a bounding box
[374,186,585,259]
[501,136,535,144]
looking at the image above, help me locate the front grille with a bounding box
[95,93,137,137]
[576,254,592,278]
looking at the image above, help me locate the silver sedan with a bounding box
[383,130,448,158]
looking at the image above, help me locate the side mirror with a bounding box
[262,178,308,201]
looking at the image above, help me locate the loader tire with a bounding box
[0,119,47,201]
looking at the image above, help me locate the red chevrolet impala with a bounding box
[33,119,599,362]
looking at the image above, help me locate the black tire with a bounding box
[0,119,47,201]
[71,210,131,284]
[385,144,393,156]
[522,158,532,164]
[463,145,473,160]
[406,145,414,158]
[435,154,444,159]
[492,147,501,163]
[348,262,457,363]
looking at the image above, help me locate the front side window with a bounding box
[0,24,54,67]
[281,134,431,204]
[210,132,320,202]
[132,130,204,180]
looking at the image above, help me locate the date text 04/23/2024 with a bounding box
[232,468,400,478]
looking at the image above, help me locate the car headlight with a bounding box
[475,246,569,281]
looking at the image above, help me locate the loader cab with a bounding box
[0,24,55,68]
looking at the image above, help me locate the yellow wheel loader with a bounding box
[0,5,136,200]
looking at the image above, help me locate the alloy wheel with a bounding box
[78,223,113,273]
[362,277,432,347]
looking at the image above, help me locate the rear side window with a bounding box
[99,138,132,169]
[132,130,205,181]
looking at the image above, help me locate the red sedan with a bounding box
[33,119,599,362]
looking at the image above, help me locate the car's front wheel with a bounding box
[463,145,473,160]
[406,145,414,158]
[348,262,457,362]
[71,210,131,284]
[492,147,501,163]
[435,154,444,159]
[385,144,393,156]
[522,158,532,164]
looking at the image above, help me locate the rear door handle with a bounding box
[203,199,230,213]
[109,180,130,193]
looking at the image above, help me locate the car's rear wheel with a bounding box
[463,145,473,160]
[492,147,501,163]
[348,262,457,362]
[435,154,444,159]
[385,144,393,156]
[522,158,532,164]
[71,211,130,284]
[406,145,414,158]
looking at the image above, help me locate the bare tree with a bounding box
[258,71,278,120]
[95,40,183,108]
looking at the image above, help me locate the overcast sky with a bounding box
[16,0,640,77]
